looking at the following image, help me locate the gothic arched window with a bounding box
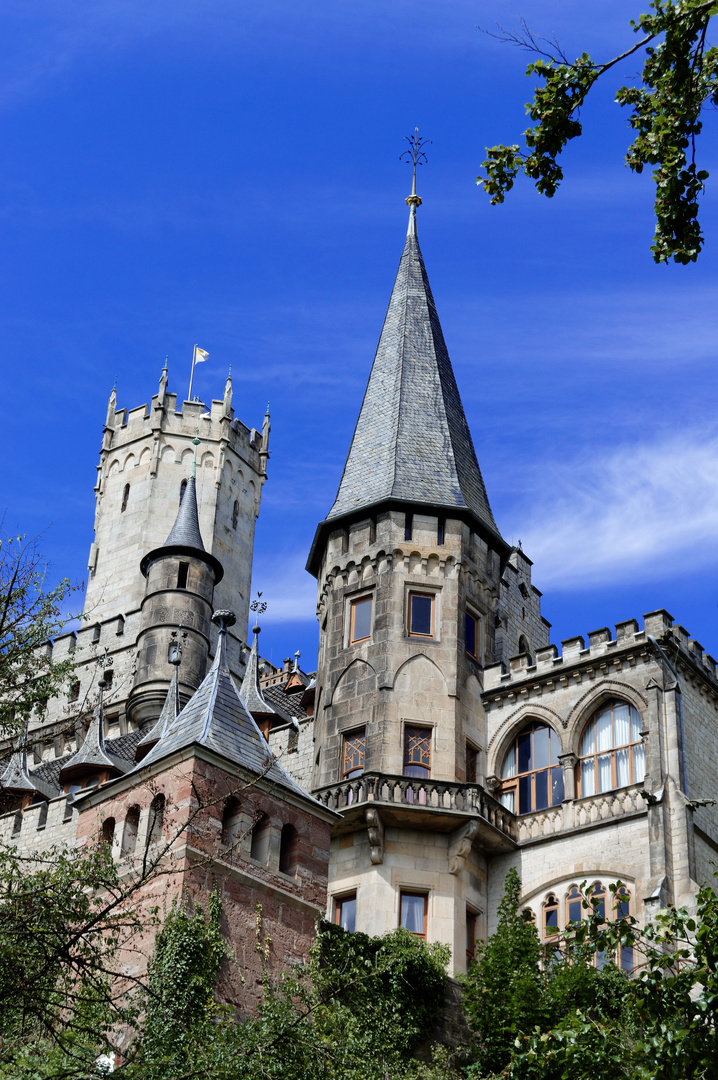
[542,894,559,940]
[148,793,165,846]
[498,722,564,815]
[566,885,584,925]
[121,483,130,512]
[221,797,243,856]
[250,813,271,864]
[232,500,239,530]
[179,479,187,504]
[578,700,645,797]
[121,805,140,857]
[518,635,532,663]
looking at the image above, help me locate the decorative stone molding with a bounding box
[448,820,479,875]
[365,807,384,865]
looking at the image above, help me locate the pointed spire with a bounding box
[223,371,232,418]
[135,656,182,762]
[307,182,508,575]
[239,622,282,722]
[259,403,271,478]
[105,384,117,430]
[58,673,130,786]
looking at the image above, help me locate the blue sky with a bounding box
[3,0,718,669]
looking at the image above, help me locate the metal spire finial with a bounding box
[401,127,430,208]
[249,590,267,633]
[190,425,201,479]
[163,355,168,372]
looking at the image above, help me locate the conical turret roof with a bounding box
[135,612,317,804]
[135,663,182,762]
[140,468,223,582]
[239,626,293,726]
[0,740,57,801]
[58,698,132,786]
[307,206,508,574]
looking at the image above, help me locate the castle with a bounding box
[2,182,717,1006]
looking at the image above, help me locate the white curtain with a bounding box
[596,709,612,752]
[579,723,595,758]
[500,790,515,813]
[630,705,642,743]
[614,704,630,747]
[615,747,630,788]
[502,744,516,779]
[598,753,612,793]
[633,742,646,783]
[581,759,595,797]
[401,895,424,933]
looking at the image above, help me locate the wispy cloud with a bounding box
[249,551,317,624]
[513,429,718,590]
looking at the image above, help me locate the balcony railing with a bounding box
[313,772,517,843]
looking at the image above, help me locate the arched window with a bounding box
[221,797,244,856]
[588,882,608,968]
[543,894,559,940]
[250,813,271,864]
[498,722,564,815]
[566,885,584,925]
[518,635,532,663]
[148,794,165,846]
[102,817,116,847]
[232,500,239,530]
[121,805,140,857]
[92,624,101,645]
[279,823,299,876]
[115,614,125,637]
[179,479,187,504]
[578,700,645,797]
[615,887,634,972]
[121,483,130,512]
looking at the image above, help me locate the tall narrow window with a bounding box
[588,882,607,968]
[616,887,634,972]
[250,814,271,863]
[466,743,478,784]
[115,614,125,636]
[518,635,532,663]
[179,479,187,504]
[498,722,564,815]
[336,893,357,933]
[437,518,445,545]
[121,483,130,512]
[543,894,559,940]
[466,909,477,962]
[102,817,116,848]
[148,793,165,846]
[68,681,80,703]
[121,806,140,857]
[578,700,646,797]
[342,730,366,779]
[404,512,413,542]
[177,562,189,589]
[566,885,584,925]
[400,892,427,938]
[404,726,431,779]
[232,500,239,529]
[408,592,434,638]
[221,797,243,855]
[465,612,479,658]
[350,596,372,644]
[279,823,299,875]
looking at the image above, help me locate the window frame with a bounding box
[465,610,479,658]
[403,725,432,779]
[349,594,373,645]
[399,891,428,939]
[335,892,357,933]
[497,722,564,816]
[466,908,477,962]
[542,894,560,941]
[342,728,366,779]
[466,742,478,784]
[577,699,646,798]
[408,591,435,639]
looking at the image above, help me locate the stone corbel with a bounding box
[448,820,479,875]
[365,807,384,865]
[484,774,500,796]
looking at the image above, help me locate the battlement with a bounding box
[483,609,718,692]
[108,391,262,464]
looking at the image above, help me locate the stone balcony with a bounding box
[312,772,517,853]
[514,782,648,845]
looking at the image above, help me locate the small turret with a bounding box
[128,438,224,728]
[58,670,131,791]
[223,371,232,419]
[259,404,270,479]
[135,633,183,762]
[239,622,290,737]
[0,729,57,810]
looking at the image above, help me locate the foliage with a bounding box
[0,532,81,739]
[142,887,226,1068]
[461,869,632,1078]
[508,878,718,1080]
[479,1,718,263]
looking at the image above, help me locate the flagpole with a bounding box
[188,344,197,401]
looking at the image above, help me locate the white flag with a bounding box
[195,347,209,363]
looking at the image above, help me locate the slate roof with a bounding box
[134,618,318,804]
[307,208,506,573]
[0,745,57,800]
[58,701,133,784]
[263,683,307,722]
[136,664,181,761]
[239,627,290,722]
[165,475,206,550]
[4,729,144,796]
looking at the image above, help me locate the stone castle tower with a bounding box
[305,190,549,963]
